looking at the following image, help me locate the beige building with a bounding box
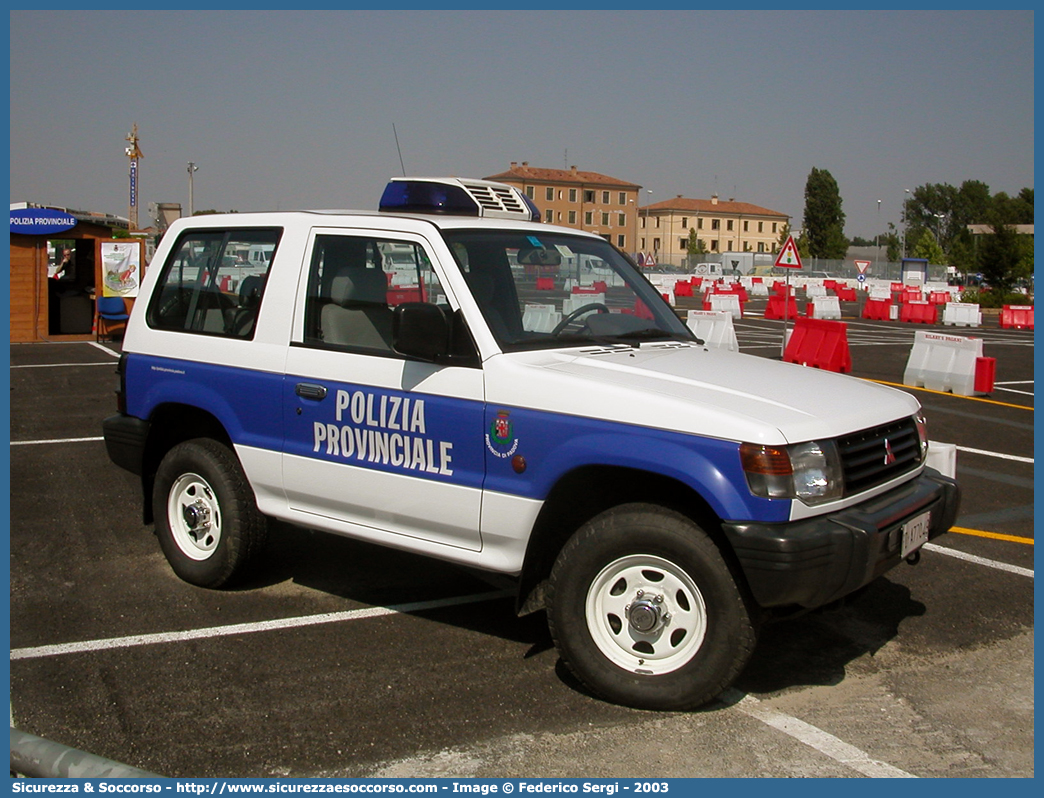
[485,163,642,252]
[640,196,790,267]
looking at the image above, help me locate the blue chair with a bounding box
[96,296,130,340]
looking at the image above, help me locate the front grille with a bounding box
[837,417,921,496]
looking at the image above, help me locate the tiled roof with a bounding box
[645,197,787,218]
[485,163,640,189]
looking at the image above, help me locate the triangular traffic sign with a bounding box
[854,260,871,275]
[775,235,803,269]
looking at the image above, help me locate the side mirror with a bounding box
[393,303,450,362]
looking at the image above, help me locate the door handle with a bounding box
[295,383,328,400]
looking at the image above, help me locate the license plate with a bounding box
[901,511,931,558]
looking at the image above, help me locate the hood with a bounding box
[485,343,921,446]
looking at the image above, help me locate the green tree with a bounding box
[912,229,946,265]
[686,228,705,261]
[977,213,1033,295]
[802,168,848,259]
[885,223,901,262]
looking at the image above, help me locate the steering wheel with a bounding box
[551,303,610,336]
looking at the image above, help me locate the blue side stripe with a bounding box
[125,354,790,524]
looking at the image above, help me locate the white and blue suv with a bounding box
[103,177,959,710]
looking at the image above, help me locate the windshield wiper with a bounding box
[589,329,702,348]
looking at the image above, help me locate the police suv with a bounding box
[103,177,959,711]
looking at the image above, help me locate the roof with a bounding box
[967,223,1034,236]
[485,162,640,189]
[644,197,787,218]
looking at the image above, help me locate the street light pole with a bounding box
[187,162,199,217]
[875,199,881,268]
[901,188,911,261]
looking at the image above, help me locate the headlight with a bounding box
[914,411,929,462]
[740,440,844,505]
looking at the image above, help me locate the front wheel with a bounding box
[547,503,756,710]
[152,438,267,588]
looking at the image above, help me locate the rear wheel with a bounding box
[547,503,756,710]
[152,438,266,588]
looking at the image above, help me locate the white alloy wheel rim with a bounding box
[585,554,707,675]
[167,472,222,561]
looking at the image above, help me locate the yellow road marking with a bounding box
[868,379,1033,410]
[950,526,1034,545]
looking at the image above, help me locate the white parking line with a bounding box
[724,690,916,778]
[9,590,512,661]
[955,445,1033,464]
[10,362,115,369]
[924,543,1033,578]
[11,437,104,446]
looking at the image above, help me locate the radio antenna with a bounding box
[392,124,406,176]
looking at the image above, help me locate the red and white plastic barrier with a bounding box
[1000,305,1034,330]
[703,292,743,319]
[806,295,842,320]
[942,302,981,328]
[783,317,852,372]
[903,330,994,396]
[686,309,739,351]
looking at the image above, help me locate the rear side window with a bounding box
[147,228,282,338]
[302,234,451,355]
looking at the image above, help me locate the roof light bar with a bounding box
[379,177,541,222]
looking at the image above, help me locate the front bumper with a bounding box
[722,468,960,609]
[102,413,150,476]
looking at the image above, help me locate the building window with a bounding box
[743,221,748,232]
[758,242,765,252]
[585,211,593,225]
[568,210,576,224]
[600,234,611,243]
[758,221,764,233]
[679,238,687,250]
[545,209,553,223]
[584,190,595,203]
[655,217,661,228]
[618,213,626,226]
[727,220,734,231]
[525,186,534,199]
[618,192,626,205]
[601,191,610,204]
[601,212,609,226]
[772,223,778,233]
[697,218,703,230]
[711,240,718,251]
[545,187,554,202]
[711,219,720,230]
[681,217,688,229]
[653,237,661,251]
[569,189,577,203]
[617,234,626,248]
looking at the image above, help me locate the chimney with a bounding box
[522,161,529,168]
[711,194,719,205]
[570,165,578,175]
[510,162,517,169]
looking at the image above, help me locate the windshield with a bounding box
[442,229,694,351]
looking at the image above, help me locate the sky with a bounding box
[8,7,1035,239]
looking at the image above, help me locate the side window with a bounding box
[303,235,450,355]
[147,228,281,338]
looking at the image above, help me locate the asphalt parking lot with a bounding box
[8,299,1034,779]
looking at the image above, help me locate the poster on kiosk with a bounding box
[98,240,143,298]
